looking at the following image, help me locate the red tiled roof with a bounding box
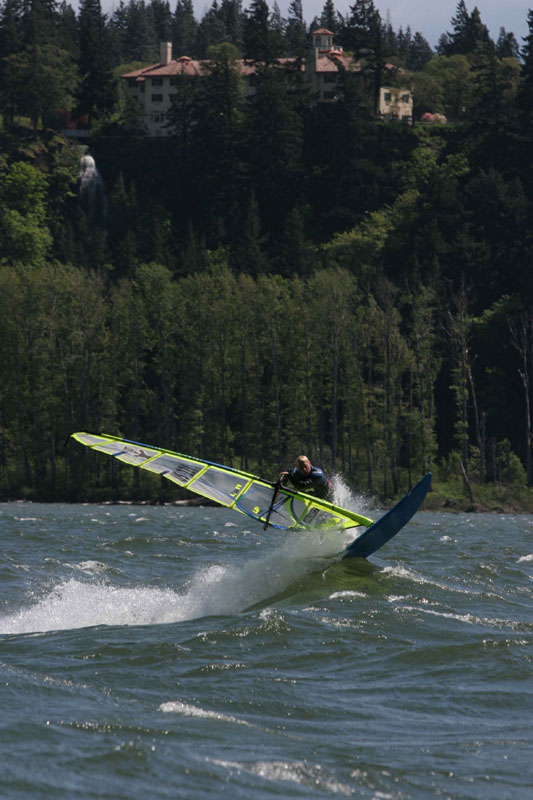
[315,52,359,73]
[122,57,305,80]
[312,28,334,36]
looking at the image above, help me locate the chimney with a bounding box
[160,41,172,66]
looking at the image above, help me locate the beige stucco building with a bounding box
[122,31,412,136]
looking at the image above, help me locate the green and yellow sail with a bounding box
[70,433,373,532]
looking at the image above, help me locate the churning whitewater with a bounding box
[0,476,372,635]
[1,501,532,800]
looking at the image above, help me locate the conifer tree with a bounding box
[517,10,533,129]
[121,0,157,62]
[396,25,411,63]
[243,0,282,64]
[407,31,433,71]
[78,0,115,119]
[341,0,384,114]
[495,27,519,60]
[0,0,24,120]
[195,1,227,58]
[445,1,493,58]
[0,0,24,58]
[320,0,338,35]
[219,0,242,49]
[173,0,197,56]
[286,0,306,59]
[149,0,172,42]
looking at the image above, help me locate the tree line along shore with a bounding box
[1,2,533,507]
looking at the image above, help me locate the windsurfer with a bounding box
[280,455,332,500]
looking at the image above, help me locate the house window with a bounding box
[384,92,391,103]
[128,79,137,88]
[170,77,179,86]
[324,74,336,84]
[151,112,163,123]
[152,77,163,86]
[140,83,145,93]
[323,90,335,100]
[402,94,410,103]
[152,94,163,103]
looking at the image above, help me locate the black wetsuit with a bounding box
[286,465,331,500]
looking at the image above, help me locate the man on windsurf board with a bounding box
[280,455,332,500]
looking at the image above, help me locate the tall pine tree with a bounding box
[78,0,115,120]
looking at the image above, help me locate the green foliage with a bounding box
[0,160,52,263]
[0,0,532,503]
[1,44,78,128]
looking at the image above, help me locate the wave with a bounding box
[0,527,351,635]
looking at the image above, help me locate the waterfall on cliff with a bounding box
[78,154,107,230]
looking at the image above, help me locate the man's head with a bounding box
[296,455,312,475]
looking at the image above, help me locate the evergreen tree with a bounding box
[230,192,269,275]
[382,16,397,58]
[78,0,115,119]
[20,0,58,47]
[1,41,78,127]
[341,0,384,114]
[517,10,533,130]
[149,0,172,42]
[407,31,433,71]
[243,0,282,64]
[285,0,306,60]
[56,1,79,58]
[436,32,450,55]
[195,1,227,58]
[445,1,493,58]
[121,0,157,62]
[243,67,304,236]
[495,27,519,60]
[320,0,339,35]
[0,0,24,120]
[219,0,243,49]
[396,25,411,63]
[173,0,197,56]
[0,0,24,59]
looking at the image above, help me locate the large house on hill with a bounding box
[122,29,413,136]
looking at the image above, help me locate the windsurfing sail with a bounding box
[70,433,374,532]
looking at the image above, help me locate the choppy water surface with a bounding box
[1,497,532,799]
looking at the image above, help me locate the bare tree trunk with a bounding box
[508,311,533,486]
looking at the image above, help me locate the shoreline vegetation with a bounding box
[2,5,533,508]
[6,480,533,514]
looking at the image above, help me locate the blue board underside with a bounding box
[343,473,432,559]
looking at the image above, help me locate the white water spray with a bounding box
[331,473,375,520]
[78,154,107,228]
[0,528,350,635]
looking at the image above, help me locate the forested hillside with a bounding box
[1,0,532,504]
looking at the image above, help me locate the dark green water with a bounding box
[0,499,532,799]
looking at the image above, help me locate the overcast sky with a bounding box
[97,0,530,50]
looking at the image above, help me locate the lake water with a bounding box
[1,498,532,799]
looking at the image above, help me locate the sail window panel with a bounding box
[298,505,343,529]
[237,485,296,527]
[189,468,249,507]
[139,454,204,485]
[75,433,109,447]
[109,443,160,466]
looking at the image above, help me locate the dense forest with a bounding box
[1,0,533,505]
